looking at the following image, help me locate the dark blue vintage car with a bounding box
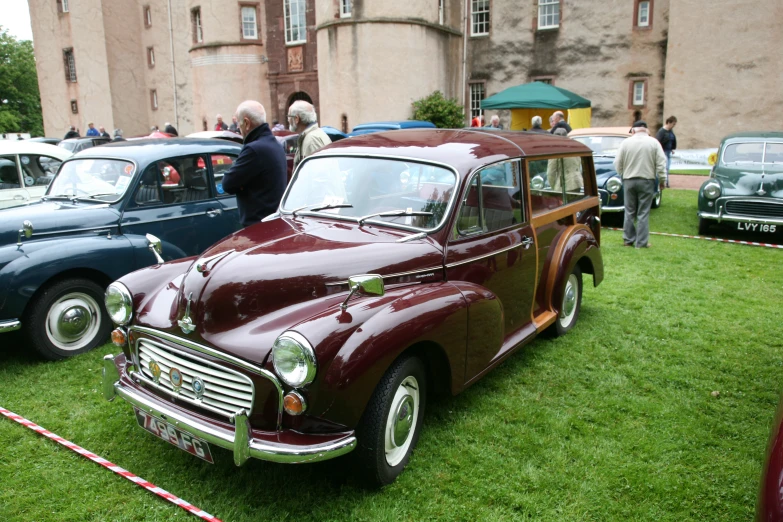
[0,138,243,360]
[570,127,662,217]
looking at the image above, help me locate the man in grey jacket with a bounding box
[288,100,330,169]
[613,121,667,248]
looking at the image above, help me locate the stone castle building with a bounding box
[29,0,782,148]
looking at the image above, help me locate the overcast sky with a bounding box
[1,0,34,41]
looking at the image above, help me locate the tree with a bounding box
[411,91,465,129]
[0,27,44,136]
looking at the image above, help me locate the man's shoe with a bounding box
[636,243,651,248]
[623,242,634,247]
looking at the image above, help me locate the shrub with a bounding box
[411,91,465,129]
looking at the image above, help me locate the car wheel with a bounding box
[549,265,582,337]
[651,189,662,209]
[354,355,427,487]
[25,278,111,361]
[698,217,711,236]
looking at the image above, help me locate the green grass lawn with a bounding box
[670,169,711,176]
[1,203,781,521]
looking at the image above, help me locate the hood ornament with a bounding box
[177,292,196,334]
[757,185,767,196]
[195,249,234,275]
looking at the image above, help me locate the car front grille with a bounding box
[137,338,254,418]
[725,199,783,218]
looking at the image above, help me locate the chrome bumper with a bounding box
[0,319,21,333]
[102,354,357,465]
[697,211,783,226]
[600,206,624,213]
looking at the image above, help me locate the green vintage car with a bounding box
[698,132,783,236]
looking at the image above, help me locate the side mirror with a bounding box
[146,233,164,264]
[341,274,384,311]
[16,220,34,247]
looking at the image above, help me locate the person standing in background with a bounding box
[164,122,179,136]
[86,122,100,136]
[99,126,110,138]
[655,116,678,188]
[228,116,239,133]
[215,114,228,131]
[288,100,331,169]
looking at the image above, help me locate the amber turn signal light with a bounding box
[111,328,127,347]
[283,391,307,415]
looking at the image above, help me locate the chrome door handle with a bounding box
[206,208,222,217]
[521,236,533,249]
[13,194,26,200]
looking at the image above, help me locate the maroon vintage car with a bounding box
[102,129,604,485]
[758,393,783,521]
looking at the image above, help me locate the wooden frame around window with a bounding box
[239,2,260,42]
[633,0,653,30]
[628,78,648,109]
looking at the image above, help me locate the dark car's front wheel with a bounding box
[354,355,427,487]
[549,265,583,337]
[25,278,111,360]
[698,217,711,236]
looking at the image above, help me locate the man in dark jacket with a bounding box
[63,126,79,139]
[550,111,572,134]
[221,100,287,227]
[655,115,677,187]
[164,122,179,136]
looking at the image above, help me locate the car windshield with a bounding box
[572,136,626,156]
[47,159,135,201]
[282,156,457,231]
[723,142,764,164]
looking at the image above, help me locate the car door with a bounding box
[209,152,242,232]
[120,153,236,260]
[445,159,537,384]
[0,154,29,208]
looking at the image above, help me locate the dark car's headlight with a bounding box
[105,282,133,326]
[272,331,316,387]
[703,182,721,199]
[606,177,622,194]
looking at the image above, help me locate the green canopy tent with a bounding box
[480,82,592,130]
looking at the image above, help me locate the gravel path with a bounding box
[668,174,708,190]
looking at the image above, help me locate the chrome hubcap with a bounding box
[559,274,578,327]
[46,292,101,351]
[384,375,420,467]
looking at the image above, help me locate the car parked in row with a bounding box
[0,141,72,209]
[570,127,662,217]
[273,127,349,178]
[58,136,112,154]
[102,128,604,486]
[0,138,243,360]
[347,120,436,137]
[698,131,783,236]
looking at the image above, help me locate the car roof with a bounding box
[351,121,437,132]
[721,131,783,142]
[0,141,73,160]
[569,127,631,137]
[69,138,243,164]
[60,137,109,143]
[310,128,591,177]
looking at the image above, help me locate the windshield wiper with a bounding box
[292,203,353,217]
[74,193,117,201]
[357,209,433,226]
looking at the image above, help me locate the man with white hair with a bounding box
[288,100,330,169]
[613,120,667,248]
[215,114,228,131]
[221,100,287,226]
[530,115,547,133]
[485,115,502,129]
[549,111,572,134]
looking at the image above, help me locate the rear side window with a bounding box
[20,155,62,187]
[457,160,523,235]
[529,156,591,213]
[211,154,236,196]
[133,154,211,205]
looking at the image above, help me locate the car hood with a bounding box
[715,165,783,197]
[0,200,120,246]
[134,217,444,364]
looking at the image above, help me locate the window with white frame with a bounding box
[470,83,485,118]
[340,0,352,18]
[538,0,560,29]
[63,48,77,83]
[241,6,258,39]
[62,0,69,13]
[471,0,489,36]
[633,81,645,106]
[637,1,650,26]
[285,0,307,44]
[192,8,203,43]
[439,0,444,25]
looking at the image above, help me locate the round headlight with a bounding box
[105,282,133,326]
[531,176,545,190]
[704,182,721,199]
[606,177,623,194]
[272,332,316,388]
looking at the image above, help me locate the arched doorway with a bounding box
[286,91,313,111]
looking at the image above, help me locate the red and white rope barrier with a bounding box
[0,406,222,522]
[605,227,783,250]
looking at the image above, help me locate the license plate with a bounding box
[736,222,777,233]
[134,408,214,463]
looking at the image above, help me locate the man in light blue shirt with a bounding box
[85,122,100,137]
